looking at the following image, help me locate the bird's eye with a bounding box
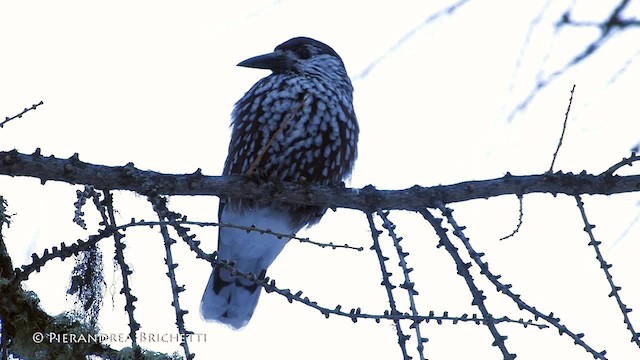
[297,47,312,59]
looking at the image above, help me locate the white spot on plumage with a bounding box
[323,145,331,158]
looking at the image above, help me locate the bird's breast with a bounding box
[226,75,357,185]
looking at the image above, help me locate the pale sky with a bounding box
[2,1,640,359]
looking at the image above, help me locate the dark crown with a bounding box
[274,37,343,63]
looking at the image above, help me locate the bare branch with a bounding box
[103,191,141,354]
[421,207,516,359]
[377,210,427,359]
[549,85,576,172]
[0,101,44,128]
[575,195,640,347]
[507,1,636,121]
[427,202,608,359]
[561,0,638,33]
[2,150,640,212]
[601,152,640,176]
[154,210,194,359]
[120,218,362,251]
[366,212,409,359]
[353,0,470,80]
[499,195,524,241]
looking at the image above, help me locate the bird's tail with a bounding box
[200,207,295,329]
[200,264,265,329]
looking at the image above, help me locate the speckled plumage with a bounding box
[201,37,358,329]
[225,37,358,228]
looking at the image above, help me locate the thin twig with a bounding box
[499,195,524,241]
[155,212,194,359]
[366,212,410,359]
[0,101,44,128]
[148,196,549,329]
[505,0,552,100]
[575,195,640,347]
[601,152,640,176]
[421,207,516,360]
[103,191,141,357]
[354,0,470,80]
[7,196,550,331]
[430,202,608,359]
[378,209,426,360]
[123,218,363,251]
[507,0,630,122]
[549,85,576,172]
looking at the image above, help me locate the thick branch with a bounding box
[1,150,639,211]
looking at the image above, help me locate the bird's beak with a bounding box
[237,52,289,71]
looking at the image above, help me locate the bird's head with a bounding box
[237,37,352,91]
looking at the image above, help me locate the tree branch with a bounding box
[0,101,44,128]
[1,150,639,212]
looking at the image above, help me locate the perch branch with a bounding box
[1,150,640,211]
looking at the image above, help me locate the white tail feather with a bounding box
[200,207,297,329]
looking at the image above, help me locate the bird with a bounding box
[200,37,359,329]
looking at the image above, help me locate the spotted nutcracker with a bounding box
[200,37,358,329]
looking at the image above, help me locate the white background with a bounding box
[2,1,640,359]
